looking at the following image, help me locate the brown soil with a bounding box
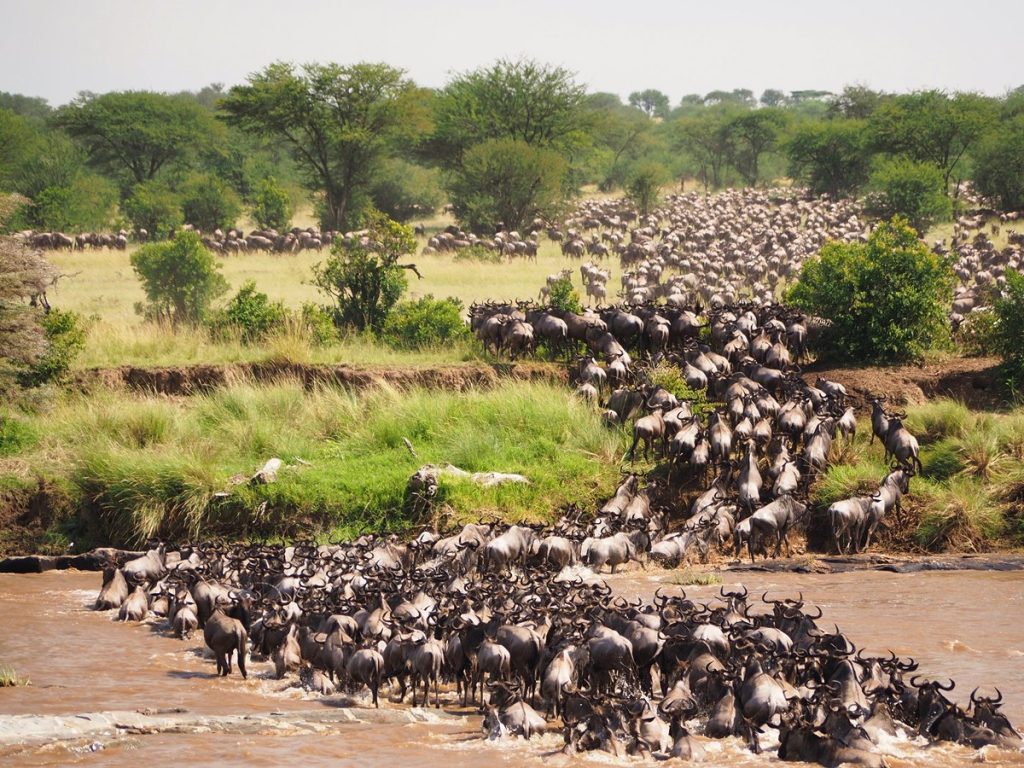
[75,360,567,396]
[802,356,1005,411]
[0,480,75,557]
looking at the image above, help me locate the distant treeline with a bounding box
[2,62,1023,236]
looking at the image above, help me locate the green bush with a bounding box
[311,211,416,332]
[452,245,503,263]
[26,174,117,232]
[209,281,287,343]
[0,414,37,455]
[250,176,293,231]
[381,295,469,349]
[370,159,443,223]
[180,172,242,232]
[624,162,667,216]
[955,308,998,356]
[649,363,712,415]
[447,138,567,234]
[992,269,1024,393]
[786,217,955,363]
[124,181,183,239]
[548,276,582,314]
[18,308,86,387]
[131,231,228,325]
[864,157,951,234]
[300,302,338,346]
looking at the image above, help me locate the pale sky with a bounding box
[1,0,1021,106]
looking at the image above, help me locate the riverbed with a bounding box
[1,568,1022,766]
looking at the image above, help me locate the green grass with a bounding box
[2,380,623,547]
[812,399,1024,552]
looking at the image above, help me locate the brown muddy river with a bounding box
[1,568,1022,766]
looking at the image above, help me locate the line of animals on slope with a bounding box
[94,537,1021,766]
[471,297,921,562]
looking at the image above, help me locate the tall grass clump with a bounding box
[813,398,1024,552]
[0,666,29,687]
[915,477,1004,552]
[903,399,973,444]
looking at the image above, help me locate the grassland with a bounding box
[47,233,579,369]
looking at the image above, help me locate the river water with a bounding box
[1,568,1022,766]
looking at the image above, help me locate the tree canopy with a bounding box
[220,62,426,230]
[55,91,221,186]
[430,58,587,166]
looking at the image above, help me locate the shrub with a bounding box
[311,211,417,332]
[0,414,37,456]
[209,281,287,343]
[548,277,582,314]
[131,232,228,325]
[955,308,998,356]
[180,172,242,232]
[124,181,183,239]
[370,159,443,223]
[382,295,469,349]
[992,269,1024,394]
[624,162,667,216]
[300,303,337,346]
[17,308,86,387]
[26,174,117,232]
[250,176,293,231]
[864,157,951,234]
[648,363,712,415]
[447,138,567,234]
[786,217,955,363]
[452,245,503,264]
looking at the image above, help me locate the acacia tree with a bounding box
[727,109,787,186]
[785,119,871,197]
[625,162,667,216]
[869,90,996,191]
[430,58,587,166]
[628,89,670,119]
[973,116,1024,210]
[55,91,220,186]
[220,62,426,231]
[588,102,653,189]
[673,108,735,190]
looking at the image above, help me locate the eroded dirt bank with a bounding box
[75,360,567,396]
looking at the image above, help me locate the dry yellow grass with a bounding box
[45,198,609,368]
[48,239,587,324]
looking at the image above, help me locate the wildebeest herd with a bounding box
[96,525,1020,764]
[470,293,920,563]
